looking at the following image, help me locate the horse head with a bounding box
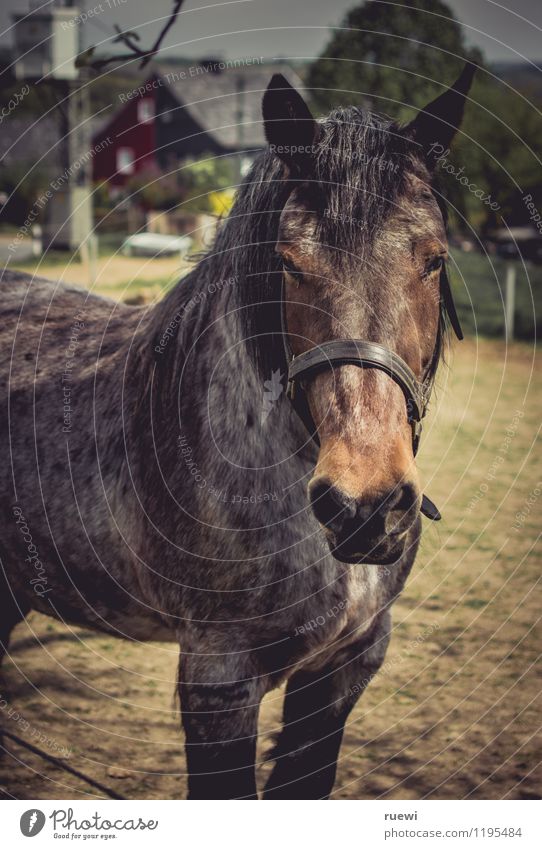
[262,66,475,564]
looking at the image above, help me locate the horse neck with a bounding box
[139,165,311,479]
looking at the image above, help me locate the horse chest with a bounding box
[293,568,386,672]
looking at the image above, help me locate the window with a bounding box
[117,147,135,176]
[138,99,154,124]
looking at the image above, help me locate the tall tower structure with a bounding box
[12,1,93,252]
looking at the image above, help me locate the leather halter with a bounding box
[282,267,463,522]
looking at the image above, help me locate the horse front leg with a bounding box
[179,647,268,800]
[264,612,391,799]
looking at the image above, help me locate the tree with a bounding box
[306,0,479,119]
[452,78,542,234]
[306,0,542,233]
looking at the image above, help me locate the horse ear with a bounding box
[405,62,477,166]
[262,74,319,176]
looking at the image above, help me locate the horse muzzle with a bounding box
[309,478,420,565]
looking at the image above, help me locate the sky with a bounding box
[1,0,542,65]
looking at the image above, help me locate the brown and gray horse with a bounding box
[0,66,474,798]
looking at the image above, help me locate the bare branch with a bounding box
[84,0,186,73]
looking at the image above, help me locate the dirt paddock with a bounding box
[0,339,540,800]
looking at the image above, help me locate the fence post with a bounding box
[80,235,98,290]
[505,264,516,343]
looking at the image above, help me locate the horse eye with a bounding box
[283,259,302,278]
[425,256,444,274]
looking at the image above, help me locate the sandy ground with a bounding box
[0,339,540,800]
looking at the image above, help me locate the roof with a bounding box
[156,60,306,151]
[95,59,304,155]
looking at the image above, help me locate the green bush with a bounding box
[125,156,237,214]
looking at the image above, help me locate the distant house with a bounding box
[91,59,306,191]
[91,80,157,188]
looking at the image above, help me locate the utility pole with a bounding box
[13,1,93,254]
[235,74,246,184]
[505,264,516,343]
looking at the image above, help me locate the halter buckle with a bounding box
[412,419,423,457]
[286,377,296,401]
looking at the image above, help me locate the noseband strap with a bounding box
[286,338,428,464]
[288,340,426,423]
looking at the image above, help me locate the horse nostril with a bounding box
[309,480,356,534]
[392,483,418,513]
[381,483,419,533]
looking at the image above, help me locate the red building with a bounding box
[92,88,157,187]
[92,61,305,191]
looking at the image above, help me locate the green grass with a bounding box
[450,250,542,340]
[100,246,542,337]
[113,247,540,340]
[462,599,489,609]
[11,234,542,340]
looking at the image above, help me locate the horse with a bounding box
[0,65,474,799]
